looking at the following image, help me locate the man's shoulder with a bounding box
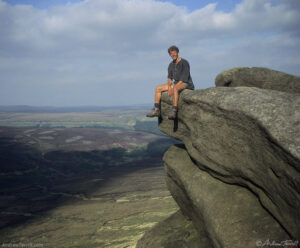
[180,58,190,65]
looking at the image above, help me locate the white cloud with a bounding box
[0,0,299,106]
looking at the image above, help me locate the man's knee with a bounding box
[174,85,186,92]
[173,86,180,92]
[155,85,162,91]
[155,84,167,92]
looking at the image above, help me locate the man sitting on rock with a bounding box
[146,45,195,120]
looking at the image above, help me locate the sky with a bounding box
[0,0,299,107]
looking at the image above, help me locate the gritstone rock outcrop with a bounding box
[215,67,300,94]
[136,67,300,248]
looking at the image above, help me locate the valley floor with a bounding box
[0,165,179,248]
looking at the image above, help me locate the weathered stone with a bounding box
[215,67,300,94]
[163,144,290,248]
[158,86,300,240]
[136,209,210,248]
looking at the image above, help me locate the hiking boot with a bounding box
[168,106,178,120]
[146,107,160,117]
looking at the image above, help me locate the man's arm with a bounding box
[167,62,173,86]
[167,78,174,96]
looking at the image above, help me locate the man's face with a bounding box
[169,50,178,60]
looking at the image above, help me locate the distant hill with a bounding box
[0,104,153,113]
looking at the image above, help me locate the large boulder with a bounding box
[215,67,300,93]
[136,68,300,248]
[163,144,290,248]
[157,86,300,241]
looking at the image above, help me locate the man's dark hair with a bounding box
[168,45,179,54]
